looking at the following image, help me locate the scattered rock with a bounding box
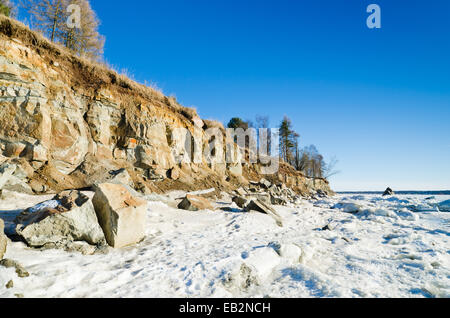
[234,187,247,196]
[270,195,287,206]
[342,237,352,243]
[232,196,248,209]
[322,223,334,231]
[178,194,213,211]
[147,169,165,182]
[245,199,282,226]
[107,168,134,188]
[259,178,271,189]
[0,259,29,278]
[0,162,33,194]
[383,187,394,196]
[65,241,97,255]
[15,293,24,298]
[168,166,181,180]
[28,179,48,194]
[245,199,276,214]
[93,183,147,248]
[14,191,106,249]
[0,219,6,260]
[316,189,328,198]
[6,280,13,289]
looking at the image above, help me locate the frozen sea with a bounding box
[0,190,449,298]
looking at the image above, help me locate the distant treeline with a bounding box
[226,116,339,180]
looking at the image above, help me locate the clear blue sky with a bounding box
[25,0,450,191]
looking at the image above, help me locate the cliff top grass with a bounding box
[0,15,199,125]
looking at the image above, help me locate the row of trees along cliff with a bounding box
[1,0,104,60]
[227,116,340,181]
[0,1,340,183]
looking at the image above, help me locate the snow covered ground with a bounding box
[1,191,449,298]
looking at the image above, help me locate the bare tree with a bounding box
[20,0,104,59]
[60,0,104,59]
[255,115,269,129]
[322,156,340,179]
[20,0,66,42]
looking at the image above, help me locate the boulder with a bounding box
[259,178,272,189]
[177,194,213,211]
[232,196,248,209]
[383,187,394,196]
[316,189,327,198]
[107,168,134,188]
[29,179,48,194]
[245,199,276,214]
[234,187,247,196]
[0,219,7,260]
[168,166,180,181]
[251,193,271,205]
[14,190,106,248]
[0,162,33,194]
[245,199,282,226]
[93,183,147,248]
[270,195,287,206]
[438,200,450,212]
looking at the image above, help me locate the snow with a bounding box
[1,192,450,298]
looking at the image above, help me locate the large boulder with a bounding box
[259,178,272,189]
[0,219,7,259]
[177,194,214,211]
[245,199,282,226]
[92,183,147,248]
[383,187,394,196]
[0,162,33,194]
[232,196,248,209]
[14,190,106,249]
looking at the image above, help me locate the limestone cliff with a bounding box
[0,16,332,196]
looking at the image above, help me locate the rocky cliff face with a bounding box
[0,16,332,196]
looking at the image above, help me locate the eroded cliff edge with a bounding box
[0,16,332,197]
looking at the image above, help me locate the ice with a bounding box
[26,200,60,213]
[0,192,450,298]
[438,200,450,212]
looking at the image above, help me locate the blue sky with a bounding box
[23,0,450,191]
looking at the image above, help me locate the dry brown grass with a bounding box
[179,106,199,120]
[0,15,187,114]
[203,119,225,131]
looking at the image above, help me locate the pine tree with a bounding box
[227,117,249,130]
[279,116,295,163]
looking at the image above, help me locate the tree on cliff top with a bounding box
[20,0,104,59]
[20,0,65,41]
[279,116,295,163]
[61,0,104,59]
[227,117,249,130]
[0,0,15,17]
